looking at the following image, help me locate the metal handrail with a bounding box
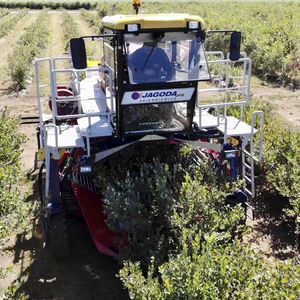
[199,85,248,93]
[197,55,252,130]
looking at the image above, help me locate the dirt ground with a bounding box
[0,209,129,300]
[253,84,300,130]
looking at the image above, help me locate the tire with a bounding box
[48,213,70,259]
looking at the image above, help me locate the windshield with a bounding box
[124,31,210,84]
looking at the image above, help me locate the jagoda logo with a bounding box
[131,91,179,101]
[131,92,141,100]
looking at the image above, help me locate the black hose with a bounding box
[38,162,45,203]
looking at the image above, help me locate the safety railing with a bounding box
[200,55,251,101]
[35,57,116,159]
[196,53,252,131]
[206,51,225,85]
[35,57,75,125]
[35,58,115,119]
[50,66,115,119]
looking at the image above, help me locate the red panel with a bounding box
[71,182,118,257]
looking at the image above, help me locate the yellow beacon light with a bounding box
[132,0,141,14]
[132,0,141,5]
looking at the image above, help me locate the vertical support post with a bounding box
[87,117,91,157]
[241,137,246,180]
[247,59,252,102]
[49,157,62,212]
[198,106,202,129]
[108,69,114,112]
[45,146,51,201]
[51,70,58,123]
[35,61,42,128]
[249,135,255,197]
[240,58,247,121]
[224,59,230,116]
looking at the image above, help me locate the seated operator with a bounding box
[129,42,173,83]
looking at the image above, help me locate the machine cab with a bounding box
[102,14,210,136]
[71,14,211,137]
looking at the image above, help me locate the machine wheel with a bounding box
[48,213,70,259]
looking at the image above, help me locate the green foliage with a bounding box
[80,9,102,33]
[0,111,33,297]
[8,11,49,91]
[0,8,9,18]
[104,159,179,267]
[96,1,133,16]
[62,13,79,52]
[2,280,29,300]
[0,109,27,239]
[263,118,300,222]
[120,233,300,300]
[0,10,27,38]
[101,144,244,269]
[0,1,95,10]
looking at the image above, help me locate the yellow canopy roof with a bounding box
[102,13,204,30]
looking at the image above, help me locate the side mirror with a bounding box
[70,38,87,69]
[229,31,241,61]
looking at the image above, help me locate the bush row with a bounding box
[8,11,49,91]
[0,10,27,39]
[62,12,79,52]
[0,109,27,240]
[0,7,9,18]
[80,9,101,33]
[120,233,300,299]
[99,145,243,267]
[0,1,96,10]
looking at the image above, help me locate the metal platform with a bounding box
[80,78,108,113]
[194,108,219,128]
[45,125,85,148]
[217,116,257,137]
[77,116,113,137]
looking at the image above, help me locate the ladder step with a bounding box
[243,162,251,169]
[244,175,252,183]
[244,187,253,197]
[244,201,255,210]
[242,150,259,163]
[242,149,251,156]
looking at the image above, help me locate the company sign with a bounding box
[121,88,195,105]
